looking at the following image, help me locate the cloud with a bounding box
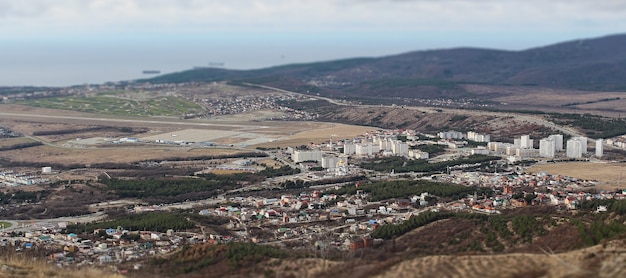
[0,0,624,38]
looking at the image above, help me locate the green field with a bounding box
[0,221,12,229]
[17,93,204,117]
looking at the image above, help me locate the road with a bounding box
[0,112,271,130]
[0,212,106,232]
[244,83,585,138]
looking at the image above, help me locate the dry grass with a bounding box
[527,162,626,189]
[463,84,626,117]
[0,145,245,165]
[0,137,36,147]
[253,240,626,278]
[0,255,123,278]
[256,258,342,278]
[374,243,625,278]
[210,169,255,175]
[252,123,375,148]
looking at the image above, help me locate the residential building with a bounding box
[566,138,583,158]
[438,130,464,140]
[549,134,564,151]
[292,150,323,163]
[467,131,490,142]
[520,135,533,149]
[539,138,556,158]
[596,139,603,158]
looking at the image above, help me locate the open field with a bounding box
[527,162,626,189]
[15,92,203,117]
[0,253,124,278]
[0,145,245,165]
[0,221,12,229]
[0,104,375,164]
[464,84,626,117]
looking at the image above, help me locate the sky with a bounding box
[1,0,625,86]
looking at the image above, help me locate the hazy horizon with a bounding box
[2,0,625,87]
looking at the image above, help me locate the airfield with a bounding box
[0,104,375,164]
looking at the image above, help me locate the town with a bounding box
[1,122,624,272]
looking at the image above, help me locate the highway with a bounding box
[0,212,106,233]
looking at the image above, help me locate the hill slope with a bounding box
[142,34,626,99]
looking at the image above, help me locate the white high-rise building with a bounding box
[596,139,604,158]
[579,137,588,153]
[392,141,409,156]
[292,150,323,163]
[409,150,429,159]
[321,156,337,169]
[516,148,538,158]
[566,139,583,158]
[549,134,564,151]
[520,135,533,149]
[356,144,377,156]
[438,130,464,139]
[343,143,356,155]
[488,142,514,154]
[467,131,491,143]
[539,138,556,158]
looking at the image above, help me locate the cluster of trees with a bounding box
[31,126,115,136]
[101,177,235,202]
[449,115,469,122]
[66,212,196,234]
[573,218,626,246]
[580,199,626,215]
[510,215,545,242]
[360,154,499,173]
[102,165,300,202]
[372,211,559,249]
[156,241,286,274]
[371,211,453,239]
[257,165,300,178]
[549,113,626,139]
[0,141,42,151]
[561,97,620,107]
[169,244,225,274]
[278,175,366,190]
[410,144,447,156]
[328,180,491,202]
[143,152,268,163]
[225,242,286,267]
[198,165,301,185]
[0,190,47,204]
[279,179,309,189]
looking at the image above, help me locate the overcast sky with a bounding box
[1,0,625,86]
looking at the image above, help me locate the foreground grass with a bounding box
[0,253,123,278]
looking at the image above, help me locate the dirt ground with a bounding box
[0,104,375,165]
[0,144,244,165]
[464,84,626,117]
[527,162,626,189]
[0,137,33,147]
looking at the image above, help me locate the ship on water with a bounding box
[142,70,161,74]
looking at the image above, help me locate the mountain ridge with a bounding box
[142,33,626,98]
